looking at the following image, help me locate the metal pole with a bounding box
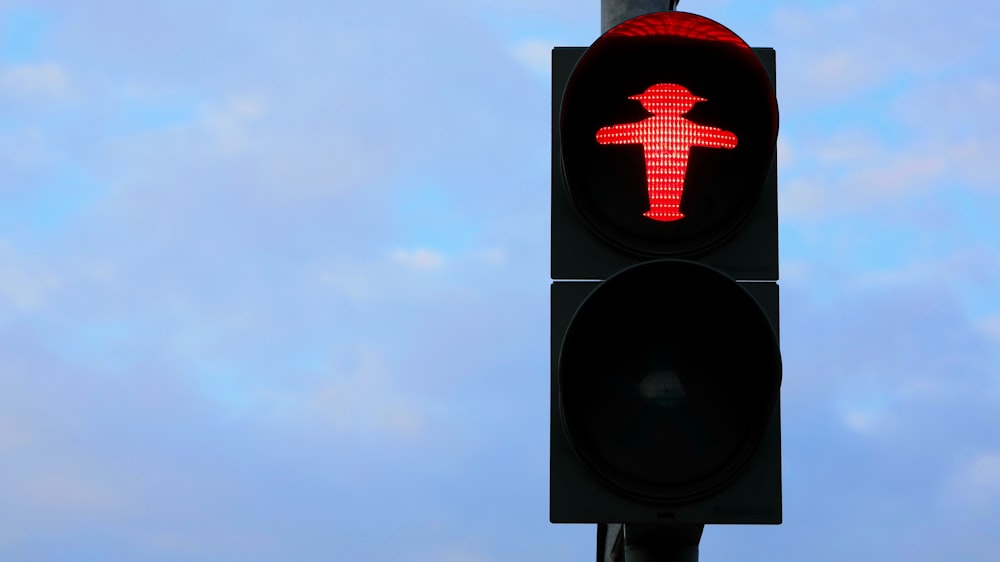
[598,524,624,561]
[601,0,680,33]
[623,524,703,562]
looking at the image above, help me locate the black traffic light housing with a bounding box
[550,12,781,525]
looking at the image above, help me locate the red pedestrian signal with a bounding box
[595,83,738,222]
[558,11,778,263]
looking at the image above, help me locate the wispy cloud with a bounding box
[0,61,69,98]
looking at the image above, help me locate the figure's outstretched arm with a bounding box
[596,122,643,145]
[693,125,738,149]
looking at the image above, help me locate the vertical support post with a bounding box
[601,0,679,33]
[623,524,704,562]
[598,523,624,561]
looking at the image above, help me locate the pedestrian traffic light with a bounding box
[550,11,782,525]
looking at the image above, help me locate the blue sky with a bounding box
[0,0,998,560]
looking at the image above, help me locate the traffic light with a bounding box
[550,11,782,525]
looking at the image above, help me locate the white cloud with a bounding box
[947,452,1000,508]
[832,380,900,438]
[200,95,268,155]
[21,469,129,515]
[319,266,379,301]
[0,245,62,310]
[779,124,992,220]
[839,408,886,437]
[307,347,427,440]
[890,77,1000,191]
[0,263,60,310]
[472,246,507,266]
[774,10,1000,219]
[779,178,827,218]
[772,1,999,106]
[512,38,554,76]
[979,313,1000,343]
[846,249,1000,298]
[806,49,874,93]
[391,247,446,270]
[0,62,70,99]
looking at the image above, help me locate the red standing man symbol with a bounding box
[596,84,738,222]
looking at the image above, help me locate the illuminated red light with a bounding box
[596,83,738,221]
[604,11,747,45]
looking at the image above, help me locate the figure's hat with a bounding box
[629,84,706,110]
